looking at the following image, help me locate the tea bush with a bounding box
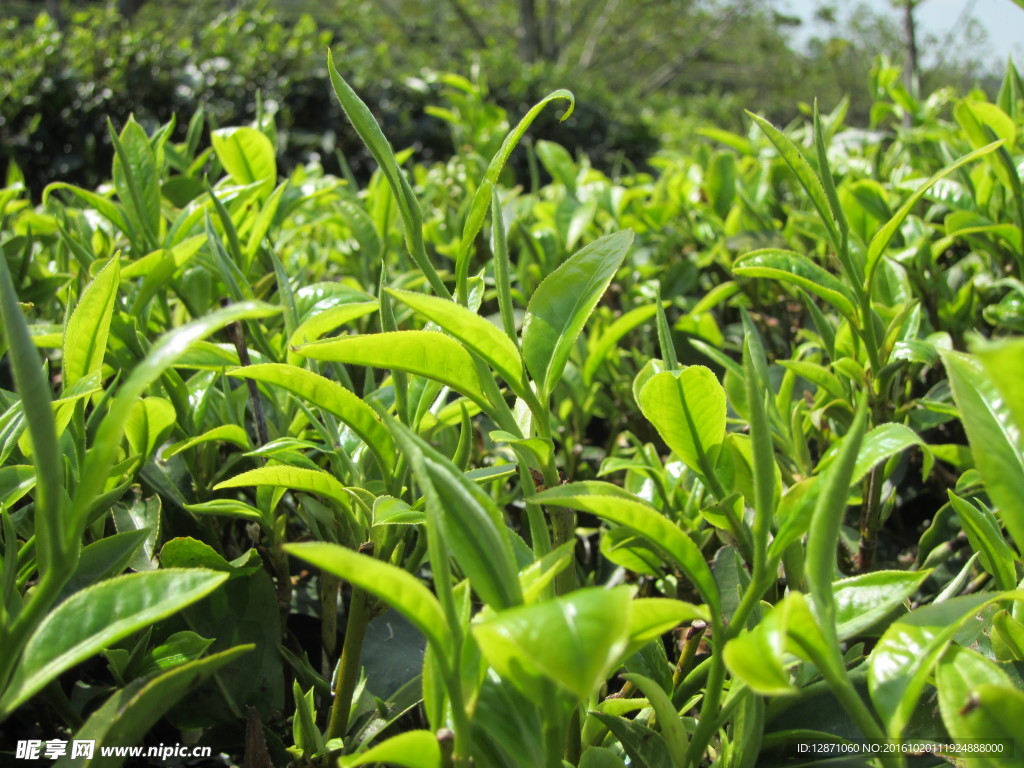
[0,5,657,199]
[0,49,1023,768]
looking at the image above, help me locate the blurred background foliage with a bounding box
[1,0,1001,196]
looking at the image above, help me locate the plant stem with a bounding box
[673,619,708,689]
[793,637,901,768]
[683,618,727,768]
[858,466,883,572]
[541,459,575,595]
[320,573,340,679]
[564,705,582,764]
[729,569,771,637]
[225,317,269,447]
[326,585,370,741]
[542,694,567,768]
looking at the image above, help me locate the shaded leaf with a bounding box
[0,570,229,717]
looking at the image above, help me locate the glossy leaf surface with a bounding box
[0,570,229,717]
[522,230,633,397]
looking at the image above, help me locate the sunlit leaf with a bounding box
[637,366,726,481]
[522,230,633,397]
[472,586,632,699]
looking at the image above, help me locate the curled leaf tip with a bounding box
[556,92,576,122]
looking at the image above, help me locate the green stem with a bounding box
[320,573,340,679]
[542,694,567,768]
[326,585,370,741]
[789,629,900,768]
[541,460,576,595]
[857,293,884,382]
[42,681,83,729]
[672,656,712,709]
[564,705,582,764]
[0,569,62,708]
[684,618,727,768]
[519,465,553,556]
[729,569,772,637]
[673,620,708,689]
[858,466,884,572]
[270,514,292,636]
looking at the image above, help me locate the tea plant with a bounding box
[1,50,1022,768]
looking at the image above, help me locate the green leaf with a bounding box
[490,189,517,343]
[296,331,487,409]
[211,127,276,186]
[110,117,161,248]
[386,288,526,395]
[637,366,726,482]
[854,423,932,482]
[327,50,449,299]
[744,334,776,560]
[388,418,523,610]
[942,350,1024,555]
[519,540,577,603]
[954,101,1022,206]
[56,646,251,768]
[583,303,663,385]
[158,538,262,576]
[747,112,841,256]
[973,337,1024,447]
[292,682,322,758]
[589,711,672,768]
[602,527,664,578]
[817,422,933,484]
[111,493,161,573]
[868,590,1024,737]
[966,684,1024,764]
[137,631,215,676]
[948,492,1019,592]
[456,90,574,303]
[533,484,719,611]
[0,569,229,718]
[125,397,176,462]
[286,300,379,351]
[165,424,251,458]
[832,570,931,640]
[866,141,1003,286]
[944,210,1023,251]
[372,496,424,527]
[59,529,150,599]
[0,251,64,572]
[43,183,129,233]
[340,731,441,768]
[489,431,553,471]
[621,673,688,766]
[184,499,265,524]
[285,542,452,656]
[472,586,633,699]
[63,257,119,388]
[628,598,708,647]
[724,596,795,696]
[579,747,628,768]
[71,301,280,531]
[936,645,1017,760]
[733,249,856,319]
[806,398,867,639]
[245,180,289,260]
[993,610,1024,661]
[227,363,396,470]
[215,466,350,509]
[522,230,633,397]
